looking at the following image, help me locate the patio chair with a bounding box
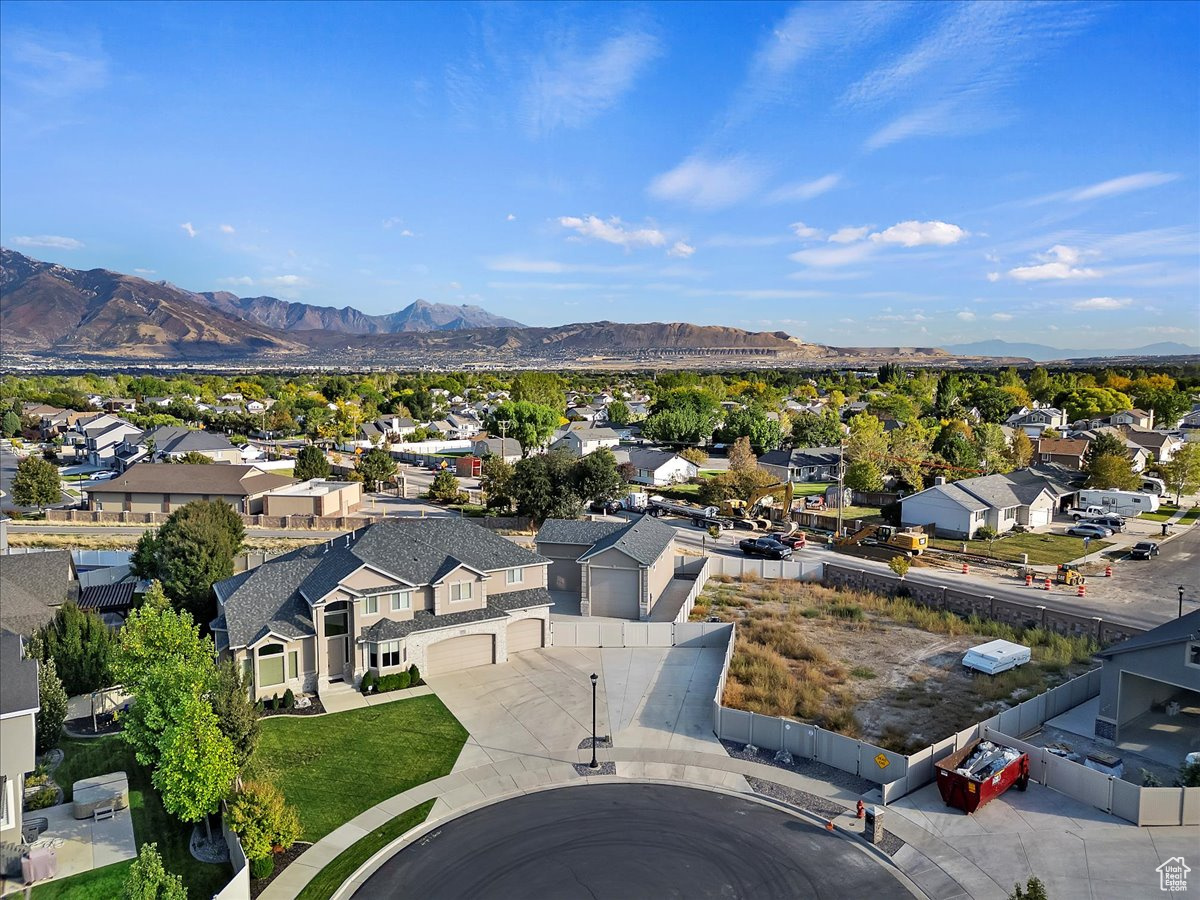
[21,817,48,845]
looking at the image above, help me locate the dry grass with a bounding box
[700,576,1097,746]
[7,532,331,554]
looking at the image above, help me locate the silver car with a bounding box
[1067,523,1113,538]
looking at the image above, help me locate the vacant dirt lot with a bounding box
[692,574,1097,753]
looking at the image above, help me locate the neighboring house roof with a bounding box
[1096,609,1200,659]
[1037,438,1089,457]
[903,481,989,513]
[473,437,522,458]
[90,463,296,497]
[487,587,554,611]
[560,424,619,442]
[577,514,676,566]
[759,447,841,469]
[1123,428,1178,452]
[213,519,549,649]
[904,470,1060,514]
[0,551,79,635]
[0,631,39,717]
[140,425,235,454]
[535,519,625,546]
[78,582,138,612]
[613,448,692,473]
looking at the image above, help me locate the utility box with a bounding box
[864,806,885,845]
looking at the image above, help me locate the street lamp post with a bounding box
[589,673,599,769]
[1180,585,1185,619]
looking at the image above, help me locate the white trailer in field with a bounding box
[1076,489,1160,517]
[962,640,1032,676]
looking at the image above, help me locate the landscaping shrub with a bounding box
[26,787,58,810]
[228,779,302,862]
[270,694,280,711]
[974,526,998,540]
[407,664,420,686]
[282,688,295,710]
[250,855,275,881]
[361,672,378,694]
[850,666,877,679]
[376,672,412,693]
[828,603,864,621]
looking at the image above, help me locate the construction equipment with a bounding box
[1054,565,1086,587]
[836,524,928,556]
[803,495,826,510]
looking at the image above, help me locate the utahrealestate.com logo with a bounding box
[1158,857,1190,892]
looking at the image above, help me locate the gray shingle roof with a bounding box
[0,631,39,716]
[89,462,295,497]
[0,551,78,636]
[614,448,689,472]
[577,513,676,566]
[361,605,508,641]
[217,556,322,649]
[140,425,235,454]
[535,519,625,546]
[1096,609,1200,659]
[759,447,841,469]
[488,587,554,611]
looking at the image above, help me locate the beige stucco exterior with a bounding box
[263,481,362,517]
[1,712,37,843]
[91,489,270,514]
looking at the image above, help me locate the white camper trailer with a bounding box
[962,640,1032,676]
[1076,489,1160,517]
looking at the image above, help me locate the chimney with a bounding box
[934,476,947,486]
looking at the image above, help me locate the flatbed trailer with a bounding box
[936,738,1030,814]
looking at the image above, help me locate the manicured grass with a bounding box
[295,800,435,900]
[790,481,834,496]
[1180,507,1200,524]
[41,737,230,900]
[245,695,467,842]
[31,860,134,900]
[1140,505,1178,523]
[930,531,1111,566]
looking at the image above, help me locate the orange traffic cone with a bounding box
[826,820,835,832]
[1044,578,1051,591]
[1105,565,1112,577]
[1025,573,1033,587]
[962,562,970,575]
[1077,583,1086,597]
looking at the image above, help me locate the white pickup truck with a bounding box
[1067,505,1106,520]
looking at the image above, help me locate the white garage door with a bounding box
[1027,506,1051,528]
[426,634,495,675]
[589,567,640,619]
[507,618,544,653]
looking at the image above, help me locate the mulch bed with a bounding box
[250,842,312,899]
[64,714,123,736]
[259,696,326,717]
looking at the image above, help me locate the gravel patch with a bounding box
[577,736,613,751]
[190,824,231,863]
[746,776,905,857]
[720,739,874,793]
[574,762,617,777]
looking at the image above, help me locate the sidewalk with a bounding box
[1067,504,1194,567]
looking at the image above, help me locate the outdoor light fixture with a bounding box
[589,673,599,769]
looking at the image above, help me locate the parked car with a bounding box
[766,531,807,549]
[738,537,793,560]
[89,471,118,481]
[1081,515,1126,533]
[1129,541,1160,560]
[1066,523,1113,538]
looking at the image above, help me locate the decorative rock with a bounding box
[774,750,794,765]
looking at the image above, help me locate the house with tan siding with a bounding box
[85,463,295,515]
[209,519,552,700]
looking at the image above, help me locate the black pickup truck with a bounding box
[738,537,793,560]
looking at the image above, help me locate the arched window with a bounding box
[324,601,348,637]
[258,643,285,687]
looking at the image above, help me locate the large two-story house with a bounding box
[209,518,552,700]
[1,632,39,857]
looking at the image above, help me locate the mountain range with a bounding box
[941,339,1200,362]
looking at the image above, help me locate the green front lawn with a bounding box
[245,695,466,842]
[930,531,1111,566]
[1140,505,1178,523]
[34,737,230,900]
[296,800,435,900]
[1180,507,1200,524]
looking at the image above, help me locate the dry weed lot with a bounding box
[693,574,1097,754]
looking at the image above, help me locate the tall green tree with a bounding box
[152,692,237,841]
[715,406,783,454]
[11,455,61,509]
[1007,430,1035,470]
[933,422,981,476]
[887,422,932,491]
[1086,455,1139,491]
[974,423,1013,475]
[573,448,623,503]
[844,459,884,492]
[427,468,467,503]
[510,450,582,522]
[790,410,844,448]
[510,372,566,411]
[355,447,397,490]
[1057,386,1132,422]
[1161,443,1200,503]
[480,455,515,512]
[642,389,722,445]
[293,445,331,481]
[2,409,20,437]
[35,652,69,752]
[606,400,632,425]
[36,602,114,696]
[485,401,561,455]
[123,842,186,900]
[209,660,260,776]
[845,412,888,469]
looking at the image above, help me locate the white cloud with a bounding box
[986,272,1001,282]
[991,312,1013,321]
[956,310,976,321]
[790,222,823,241]
[1072,297,1131,311]
[1028,171,1181,206]
[557,215,666,250]
[647,156,766,209]
[219,224,235,234]
[10,234,83,250]
[789,242,878,268]
[765,173,841,204]
[399,229,415,238]
[218,276,255,287]
[381,217,403,229]
[506,214,517,221]
[133,268,156,275]
[1008,244,1100,281]
[828,226,871,244]
[523,29,660,135]
[180,222,197,238]
[5,35,109,98]
[706,233,793,248]
[667,241,695,259]
[870,220,967,247]
[448,281,462,290]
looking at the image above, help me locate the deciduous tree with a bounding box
[11,455,60,509]
[484,401,560,456]
[427,468,467,503]
[153,693,237,841]
[510,372,566,411]
[573,448,622,503]
[510,450,582,522]
[226,780,302,862]
[789,410,844,448]
[1007,430,1034,470]
[480,456,515,512]
[123,842,186,900]
[1161,444,1200,503]
[293,445,331,481]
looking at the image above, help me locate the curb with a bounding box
[330,776,930,900]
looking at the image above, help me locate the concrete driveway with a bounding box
[427,645,727,772]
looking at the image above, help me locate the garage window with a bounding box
[258,643,285,687]
[506,569,524,585]
[450,582,473,602]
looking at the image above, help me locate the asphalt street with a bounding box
[352,784,911,900]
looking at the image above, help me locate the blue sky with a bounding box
[2,1,1197,350]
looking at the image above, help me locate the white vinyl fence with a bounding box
[211,813,250,900]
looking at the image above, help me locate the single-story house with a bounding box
[534,515,676,620]
[86,463,296,515]
[900,470,1072,539]
[471,436,523,464]
[613,448,697,487]
[0,551,80,635]
[1,632,39,855]
[759,447,841,483]
[551,424,620,458]
[1093,610,1200,747]
[209,518,553,699]
[1036,437,1090,470]
[263,479,363,518]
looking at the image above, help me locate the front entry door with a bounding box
[326,635,348,682]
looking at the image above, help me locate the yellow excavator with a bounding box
[836,524,928,556]
[719,481,795,530]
